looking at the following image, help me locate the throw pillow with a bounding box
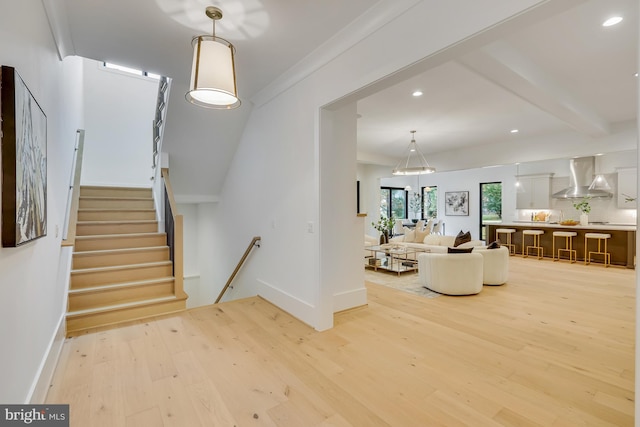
[414,228,430,243]
[423,234,441,246]
[447,246,474,254]
[453,230,472,247]
[487,240,501,249]
[403,227,416,242]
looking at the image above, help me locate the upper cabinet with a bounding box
[516,174,553,209]
[617,168,637,208]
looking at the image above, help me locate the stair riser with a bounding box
[79,199,154,209]
[73,248,170,269]
[66,299,186,335]
[68,281,175,312]
[80,187,152,199]
[76,222,158,236]
[71,265,173,289]
[78,210,156,221]
[75,234,167,251]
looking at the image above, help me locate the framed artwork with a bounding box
[1,66,47,247]
[445,191,469,216]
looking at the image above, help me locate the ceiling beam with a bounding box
[457,40,610,137]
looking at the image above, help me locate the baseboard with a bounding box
[333,286,367,313]
[256,278,317,329]
[27,313,66,404]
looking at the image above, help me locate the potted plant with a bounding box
[573,196,591,226]
[372,215,395,244]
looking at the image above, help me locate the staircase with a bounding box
[66,186,187,335]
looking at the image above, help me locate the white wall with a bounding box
[381,166,518,240]
[0,1,83,403]
[81,59,157,188]
[375,149,638,240]
[203,0,552,330]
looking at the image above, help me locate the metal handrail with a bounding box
[61,129,85,247]
[215,236,262,304]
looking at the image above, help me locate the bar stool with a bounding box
[522,229,544,259]
[552,231,577,263]
[495,228,517,255]
[584,233,611,267]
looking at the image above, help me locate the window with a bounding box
[422,186,438,218]
[380,187,407,219]
[103,62,160,80]
[479,182,502,240]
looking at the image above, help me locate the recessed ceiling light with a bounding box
[412,90,423,97]
[510,129,519,134]
[602,16,623,27]
[635,72,639,77]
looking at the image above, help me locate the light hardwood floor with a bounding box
[46,257,635,426]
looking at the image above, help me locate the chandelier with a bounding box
[392,131,435,175]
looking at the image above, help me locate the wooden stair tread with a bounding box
[79,196,153,201]
[73,246,169,256]
[77,219,157,224]
[75,232,165,240]
[81,185,151,191]
[67,295,182,317]
[68,277,175,295]
[78,208,155,212]
[71,260,172,275]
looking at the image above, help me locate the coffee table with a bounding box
[364,245,428,275]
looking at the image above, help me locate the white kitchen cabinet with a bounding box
[617,167,637,208]
[516,174,552,209]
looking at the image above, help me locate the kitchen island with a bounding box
[486,222,636,268]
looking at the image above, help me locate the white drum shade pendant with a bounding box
[186,7,240,109]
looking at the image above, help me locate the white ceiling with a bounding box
[358,0,638,166]
[45,0,638,196]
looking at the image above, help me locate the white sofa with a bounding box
[473,246,509,285]
[390,233,485,254]
[417,252,484,295]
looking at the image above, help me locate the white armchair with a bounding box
[417,252,483,295]
[474,246,509,285]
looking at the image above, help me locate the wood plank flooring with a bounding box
[46,256,635,426]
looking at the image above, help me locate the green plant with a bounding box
[573,196,591,214]
[372,215,395,235]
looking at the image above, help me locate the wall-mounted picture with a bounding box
[1,66,47,247]
[445,191,469,216]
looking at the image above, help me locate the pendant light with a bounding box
[186,6,241,109]
[392,131,435,175]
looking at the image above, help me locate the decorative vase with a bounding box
[580,213,589,226]
[379,232,389,245]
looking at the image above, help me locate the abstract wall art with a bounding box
[444,191,469,216]
[1,66,47,247]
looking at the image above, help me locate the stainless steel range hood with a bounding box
[551,156,613,199]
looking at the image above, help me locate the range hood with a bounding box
[551,156,613,199]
